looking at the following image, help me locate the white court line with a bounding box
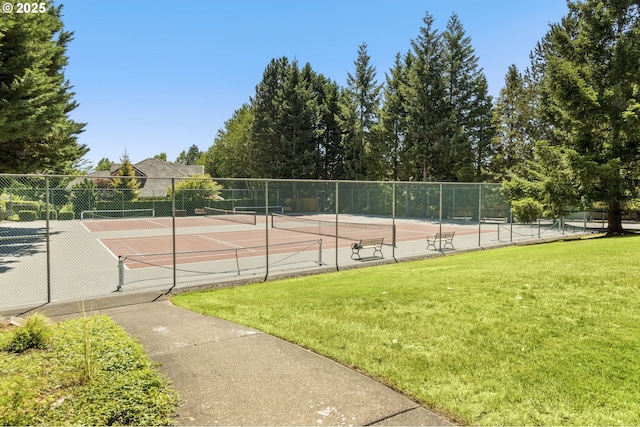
[199,235,257,252]
[147,220,171,228]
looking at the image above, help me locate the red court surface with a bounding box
[98,218,487,270]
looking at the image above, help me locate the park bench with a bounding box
[426,231,456,251]
[194,208,205,215]
[351,237,384,260]
[174,209,187,217]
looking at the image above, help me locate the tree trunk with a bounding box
[607,201,625,235]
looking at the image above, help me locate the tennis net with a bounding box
[271,213,395,245]
[234,205,284,214]
[81,208,155,220]
[204,207,256,225]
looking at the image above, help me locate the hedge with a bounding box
[18,210,38,221]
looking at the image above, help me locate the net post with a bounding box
[117,256,124,292]
[318,239,323,265]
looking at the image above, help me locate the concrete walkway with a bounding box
[11,291,454,426]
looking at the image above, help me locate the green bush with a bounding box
[511,197,544,223]
[10,201,40,213]
[40,210,58,220]
[58,211,75,220]
[5,314,53,353]
[17,210,38,221]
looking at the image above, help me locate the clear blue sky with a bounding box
[59,0,570,168]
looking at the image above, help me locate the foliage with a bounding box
[17,210,37,221]
[206,104,255,177]
[95,158,113,171]
[174,236,640,426]
[111,152,140,202]
[0,0,87,173]
[514,0,640,234]
[0,315,177,426]
[510,197,544,223]
[167,174,222,204]
[338,43,383,180]
[175,144,202,165]
[3,314,52,353]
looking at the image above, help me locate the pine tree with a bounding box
[0,1,87,173]
[111,151,139,202]
[380,53,410,181]
[339,43,383,180]
[509,0,640,234]
[491,65,534,179]
[405,12,455,181]
[442,13,495,181]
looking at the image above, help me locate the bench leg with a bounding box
[373,247,383,258]
[426,239,436,250]
[351,248,361,260]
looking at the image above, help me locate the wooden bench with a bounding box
[351,237,384,260]
[174,209,187,217]
[426,231,455,251]
[194,208,206,215]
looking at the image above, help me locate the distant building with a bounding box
[73,158,205,198]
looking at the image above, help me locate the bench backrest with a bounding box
[360,237,384,246]
[436,232,455,238]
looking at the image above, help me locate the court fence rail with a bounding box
[0,174,613,311]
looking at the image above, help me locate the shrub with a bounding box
[511,197,544,223]
[5,314,53,353]
[17,210,38,221]
[10,201,40,213]
[40,210,58,220]
[58,211,75,220]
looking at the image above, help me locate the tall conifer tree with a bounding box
[0,1,87,173]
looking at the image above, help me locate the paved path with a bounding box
[17,292,455,426]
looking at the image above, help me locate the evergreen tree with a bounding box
[508,0,640,234]
[491,65,534,179]
[95,157,113,171]
[251,57,320,179]
[153,152,167,162]
[442,13,495,181]
[0,0,87,173]
[306,70,344,180]
[339,43,384,180]
[380,52,410,181]
[175,144,202,165]
[111,151,139,202]
[404,12,455,181]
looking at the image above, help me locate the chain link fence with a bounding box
[1,174,603,311]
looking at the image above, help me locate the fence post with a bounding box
[170,178,177,292]
[335,181,339,270]
[438,183,443,251]
[478,184,482,247]
[264,180,269,280]
[45,176,51,303]
[392,182,396,260]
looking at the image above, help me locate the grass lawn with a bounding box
[0,314,177,426]
[173,235,640,426]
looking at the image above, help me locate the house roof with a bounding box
[70,158,205,198]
